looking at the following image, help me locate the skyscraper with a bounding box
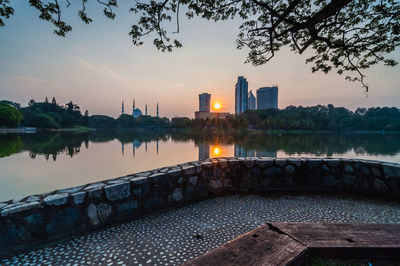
[256,86,278,110]
[235,76,248,114]
[199,93,211,112]
[248,90,256,110]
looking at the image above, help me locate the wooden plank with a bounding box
[269,223,400,259]
[270,223,400,248]
[184,225,307,266]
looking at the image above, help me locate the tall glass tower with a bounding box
[199,93,211,112]
[235,76,248,114]
[256,86,278,110]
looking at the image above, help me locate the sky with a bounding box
[0,1,399,118]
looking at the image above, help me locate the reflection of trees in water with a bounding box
[0,131,400,160]
[0,134,23,158]
[192,133,400,157]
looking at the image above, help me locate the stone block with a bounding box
[189,176,198,185]
[321,164,330,172]
[284,165,295,175]
[186,185,196,200]
[287,158,302,167]
[149,173,168,183]
[370,167,381,177]
[262,167,283,178]
[1,202,41,216]
[167,169,182,178]
[130,176,148,185]
[354,163,371,176]
[344,164,354,174]
[133,188,141,197]
[343,175,356,186]
[135,171,151,177]
[251,167,262,178]
[274,158,287,167]
[108,179,126,184]
[324,158,341,168]
[104,182,130,201]
[307,159,322,170]
[383,165,400,178]
[218,159,229,169]
[228,159,240,168]
[243,159,254,168]
[255,159,274,168]
[117,201,138,218]
[144,192,164,209]
[170,188,183,202]
[87,203,112,226]
[88,188,103,199]
[0,224,31,246]
[71,191,86,205]
[24,213,44,226]
[25,196,40,203]
[209,179,222,190]
[260,177,271,186]
[85,183,104,190]
[46,207,79,234]
[374,179,388,193]
[200,161,214,168]
[194,164,203,174]
[182,165,196,176]
[57,186,83,193]
[44,193,68,206]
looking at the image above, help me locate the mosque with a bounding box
[121,99,159,118]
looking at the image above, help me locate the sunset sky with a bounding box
[0,1,399,118]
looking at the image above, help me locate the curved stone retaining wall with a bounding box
[1,157,400,257]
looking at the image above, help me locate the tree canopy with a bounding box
[0,0,399,89]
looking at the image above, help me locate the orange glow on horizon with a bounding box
[213,102,221,110]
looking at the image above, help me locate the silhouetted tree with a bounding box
[28,99,35,107]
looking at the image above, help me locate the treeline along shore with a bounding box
[1,99,400,132]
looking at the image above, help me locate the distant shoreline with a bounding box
[1,127,400,135]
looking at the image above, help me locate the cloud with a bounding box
[70,55,126,80]
[14,75,52,85]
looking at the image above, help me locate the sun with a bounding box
[213,102,221,110]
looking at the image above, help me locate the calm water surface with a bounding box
[1,130,400,202]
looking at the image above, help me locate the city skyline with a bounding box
[0,2,399,119]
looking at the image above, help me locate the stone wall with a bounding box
[1,157,400,258]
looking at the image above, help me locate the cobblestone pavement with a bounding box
[2,193,400,265]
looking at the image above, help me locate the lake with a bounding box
[1,130,400,202]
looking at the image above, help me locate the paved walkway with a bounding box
[2,194,400,265]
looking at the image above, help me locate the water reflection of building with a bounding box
[234,144,276,157]
[256,151,277,157]
[198,144,210,160]
[132,140,142,157]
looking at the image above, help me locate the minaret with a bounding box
[122,101,124,115]
[133,99,135,110]
[145,104,148,116]
[156,139,159,154]
[156,102,159,118]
